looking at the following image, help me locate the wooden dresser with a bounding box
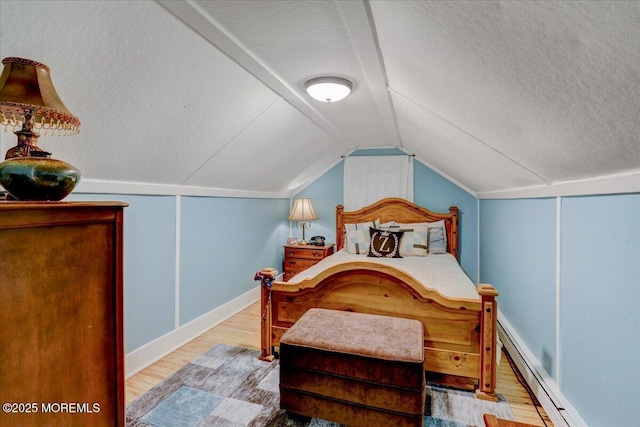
[283,243,335,281]
[0,202,127,427]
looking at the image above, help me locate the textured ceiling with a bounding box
[372,0,640,193]
[1,0,638,196]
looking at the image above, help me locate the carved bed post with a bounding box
[448,206,459,260]
[255,269,277,362]
[336,204,345,251]
[476,283,499,401]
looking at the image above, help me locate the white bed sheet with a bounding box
[287,249,479,300]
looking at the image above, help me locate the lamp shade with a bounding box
[288,198,318,221]
[304,77,352,103]
[0,57,80,135]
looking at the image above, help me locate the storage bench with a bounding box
[279,308,425,427]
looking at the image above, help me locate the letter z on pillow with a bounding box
[368,228,404,258]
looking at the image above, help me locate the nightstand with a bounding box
[283,243,335,281]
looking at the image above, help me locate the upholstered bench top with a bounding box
[280,308,424,363]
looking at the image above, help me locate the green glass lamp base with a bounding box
[0,156,81,201]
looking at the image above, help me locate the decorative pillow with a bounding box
[368,227,404,258]
[427,220,447,254]
[380,221,428,257]
[344,219,380,254]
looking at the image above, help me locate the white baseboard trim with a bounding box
[498,313,588,427]
[125,286,260,378]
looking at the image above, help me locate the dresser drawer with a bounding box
[283,270,301,282]
[284,247,328,260]
[285,257,318,273]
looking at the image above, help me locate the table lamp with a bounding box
[0,57,81,201]
[288,198,318,245]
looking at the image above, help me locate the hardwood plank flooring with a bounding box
[126,302,553,426]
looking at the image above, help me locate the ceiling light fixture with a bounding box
[304,77,352,103]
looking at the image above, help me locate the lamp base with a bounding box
[0,154,81,201]
[5,126,47,159]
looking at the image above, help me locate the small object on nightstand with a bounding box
[309,235,325,246]
[283,243,334,281]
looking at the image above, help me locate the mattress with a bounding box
[287,249,479,300]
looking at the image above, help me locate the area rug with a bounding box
[127,343,514,427]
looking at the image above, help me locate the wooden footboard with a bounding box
[257,263,499,400]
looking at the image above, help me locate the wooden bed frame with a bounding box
[258,197,499,400]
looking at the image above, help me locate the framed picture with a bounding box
[287,237,298,245]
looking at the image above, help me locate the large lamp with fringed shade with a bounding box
[288,198,318,245]
[0,57,81,201]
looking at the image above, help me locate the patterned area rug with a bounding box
[127,344,514,427]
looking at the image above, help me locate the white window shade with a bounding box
[343,156,413,211]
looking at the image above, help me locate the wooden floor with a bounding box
[126,302,553,427]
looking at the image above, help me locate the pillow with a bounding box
[368,227,404,258]
[380,221,428,257]
[344,219,380,254]
[426,220,447,254]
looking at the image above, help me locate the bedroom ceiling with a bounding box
[1,0,639,197]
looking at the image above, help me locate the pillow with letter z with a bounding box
[368,227,404,258]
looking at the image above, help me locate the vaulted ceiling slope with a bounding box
[1,1,638,197]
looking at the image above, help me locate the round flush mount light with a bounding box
[304,77,353,103]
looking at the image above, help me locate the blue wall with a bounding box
[294,151,480,282]
[559,194,639,427]
[480,199,557,377]
[480,194,640,427]
[70,193,288,353]
[179,197,289,324]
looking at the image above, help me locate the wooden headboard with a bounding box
[336,197,459,259]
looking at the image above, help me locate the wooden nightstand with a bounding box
[283,243,335,281]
